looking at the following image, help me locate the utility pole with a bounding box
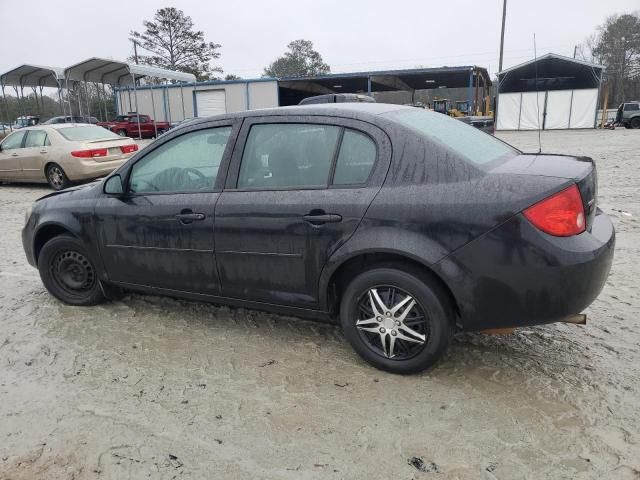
[132,39,139,64]
[498,0,507,73]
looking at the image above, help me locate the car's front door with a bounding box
[20,129,50,181]
[0,131,27,180]
[95,120,239,294]
[214,116,391,308]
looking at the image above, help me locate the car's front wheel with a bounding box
[340,266,453,374]
[37,235,105,306]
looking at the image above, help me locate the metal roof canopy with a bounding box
[497,53,604,93]
[64,58,196,138]
[278,66,492,112]
[64,57,196,85]
[0,64,65,88]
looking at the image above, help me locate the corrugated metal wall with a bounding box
[116,80,279,121]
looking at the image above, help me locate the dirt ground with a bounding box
[0,129,638,480]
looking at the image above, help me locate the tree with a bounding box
[224,74,242,80]
[264,39,330,77]
[130,7,222,81]
[580,12,640,105]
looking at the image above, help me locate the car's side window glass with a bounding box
[24,130,48,148]
[237,123,340,189]
[129,127,231,194]
[625,104,639,111]
[333,129,376,185]
[1,131,26,150]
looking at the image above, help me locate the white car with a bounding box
[0,124,139,190]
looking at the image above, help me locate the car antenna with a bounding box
[534,32,542,154]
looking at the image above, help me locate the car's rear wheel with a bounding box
[37,235,105,306]
[631,117,640,129]
[46,163,71,190]
[117,129,127,137]
[340,266,453,374]
[157,128,167,135]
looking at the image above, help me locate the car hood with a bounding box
[36,180,102,202]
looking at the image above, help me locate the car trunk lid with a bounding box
[74,138,138,163]
[492,153,597,231]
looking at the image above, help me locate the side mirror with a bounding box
[104,174,124,195]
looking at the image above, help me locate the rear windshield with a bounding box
[386,109,518,166]
[57,125,121,141]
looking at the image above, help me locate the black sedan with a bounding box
[22,104,615,374]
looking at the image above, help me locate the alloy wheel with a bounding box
[355,286,429,360]
[48,166,64,189]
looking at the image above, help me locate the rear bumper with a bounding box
[434,211,615,330]
[65,157,128,181]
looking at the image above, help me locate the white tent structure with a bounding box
[65,58,196,138]
[0,64,67,127]
[496,54,604,131]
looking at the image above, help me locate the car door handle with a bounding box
[303,213,343,225]
[11,152,18,157]
[175,212,205,224]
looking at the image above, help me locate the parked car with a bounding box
[616,102,640,129]
[0,124,138,190]
[97,114,170,138]
[21,104,615,373]
[456,115,495,134]
[299,93,375,105]
[13,116,40,129]
[43,116,100,125]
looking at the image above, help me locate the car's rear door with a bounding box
[214,115,391,308]
[95,119,240,294]
[20,129,51,181]
[0,131,27,180]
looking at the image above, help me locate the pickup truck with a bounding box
[97,114,171,138]
[616,102,640,129]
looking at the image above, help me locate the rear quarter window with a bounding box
[386,109,517,166]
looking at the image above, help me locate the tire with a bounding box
[157,128,167,136]
[37,234,105,306]
[340,265,453,374]
[46,163,71,190]
[631,117,640,129]
[117,129,127,137]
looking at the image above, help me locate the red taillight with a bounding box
[71,148,108,158]
[524,184,586,237]
[120,144,138,154]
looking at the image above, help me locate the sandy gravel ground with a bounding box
[0,129,638,480]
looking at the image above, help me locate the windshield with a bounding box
[386,109,518,166]
[57,125,122,141]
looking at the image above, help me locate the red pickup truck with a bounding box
[97,114,170,139]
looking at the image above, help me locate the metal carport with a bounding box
[0,64,66,129]
[64,58,196,138]
[496,53,604,130]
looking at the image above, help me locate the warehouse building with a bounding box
[496,53,604,130]
[115,66,492,121]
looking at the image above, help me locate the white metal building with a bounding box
[496,54,604,130]
[115,79,279,122]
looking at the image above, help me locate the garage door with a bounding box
[545,90,573,129]
[569,89,598,129]
[196,89,226,117]
[496,93,521,130]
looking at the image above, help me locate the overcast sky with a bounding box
[1,0,637,80]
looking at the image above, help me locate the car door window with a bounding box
[237,123,340,189]
[1,131,26,150]
[333,130,376,185]
[24,130,49,148]
[624,104,639,111]
[129,127,231,194]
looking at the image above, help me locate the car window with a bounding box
[129,127,232,194]
[1,131,26,150]
[624,104,639,111]
[386,109,517,166]
[237,123,340,189]
[24,130,50,148]
[333,130,376,185]
[58,125,121,141]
